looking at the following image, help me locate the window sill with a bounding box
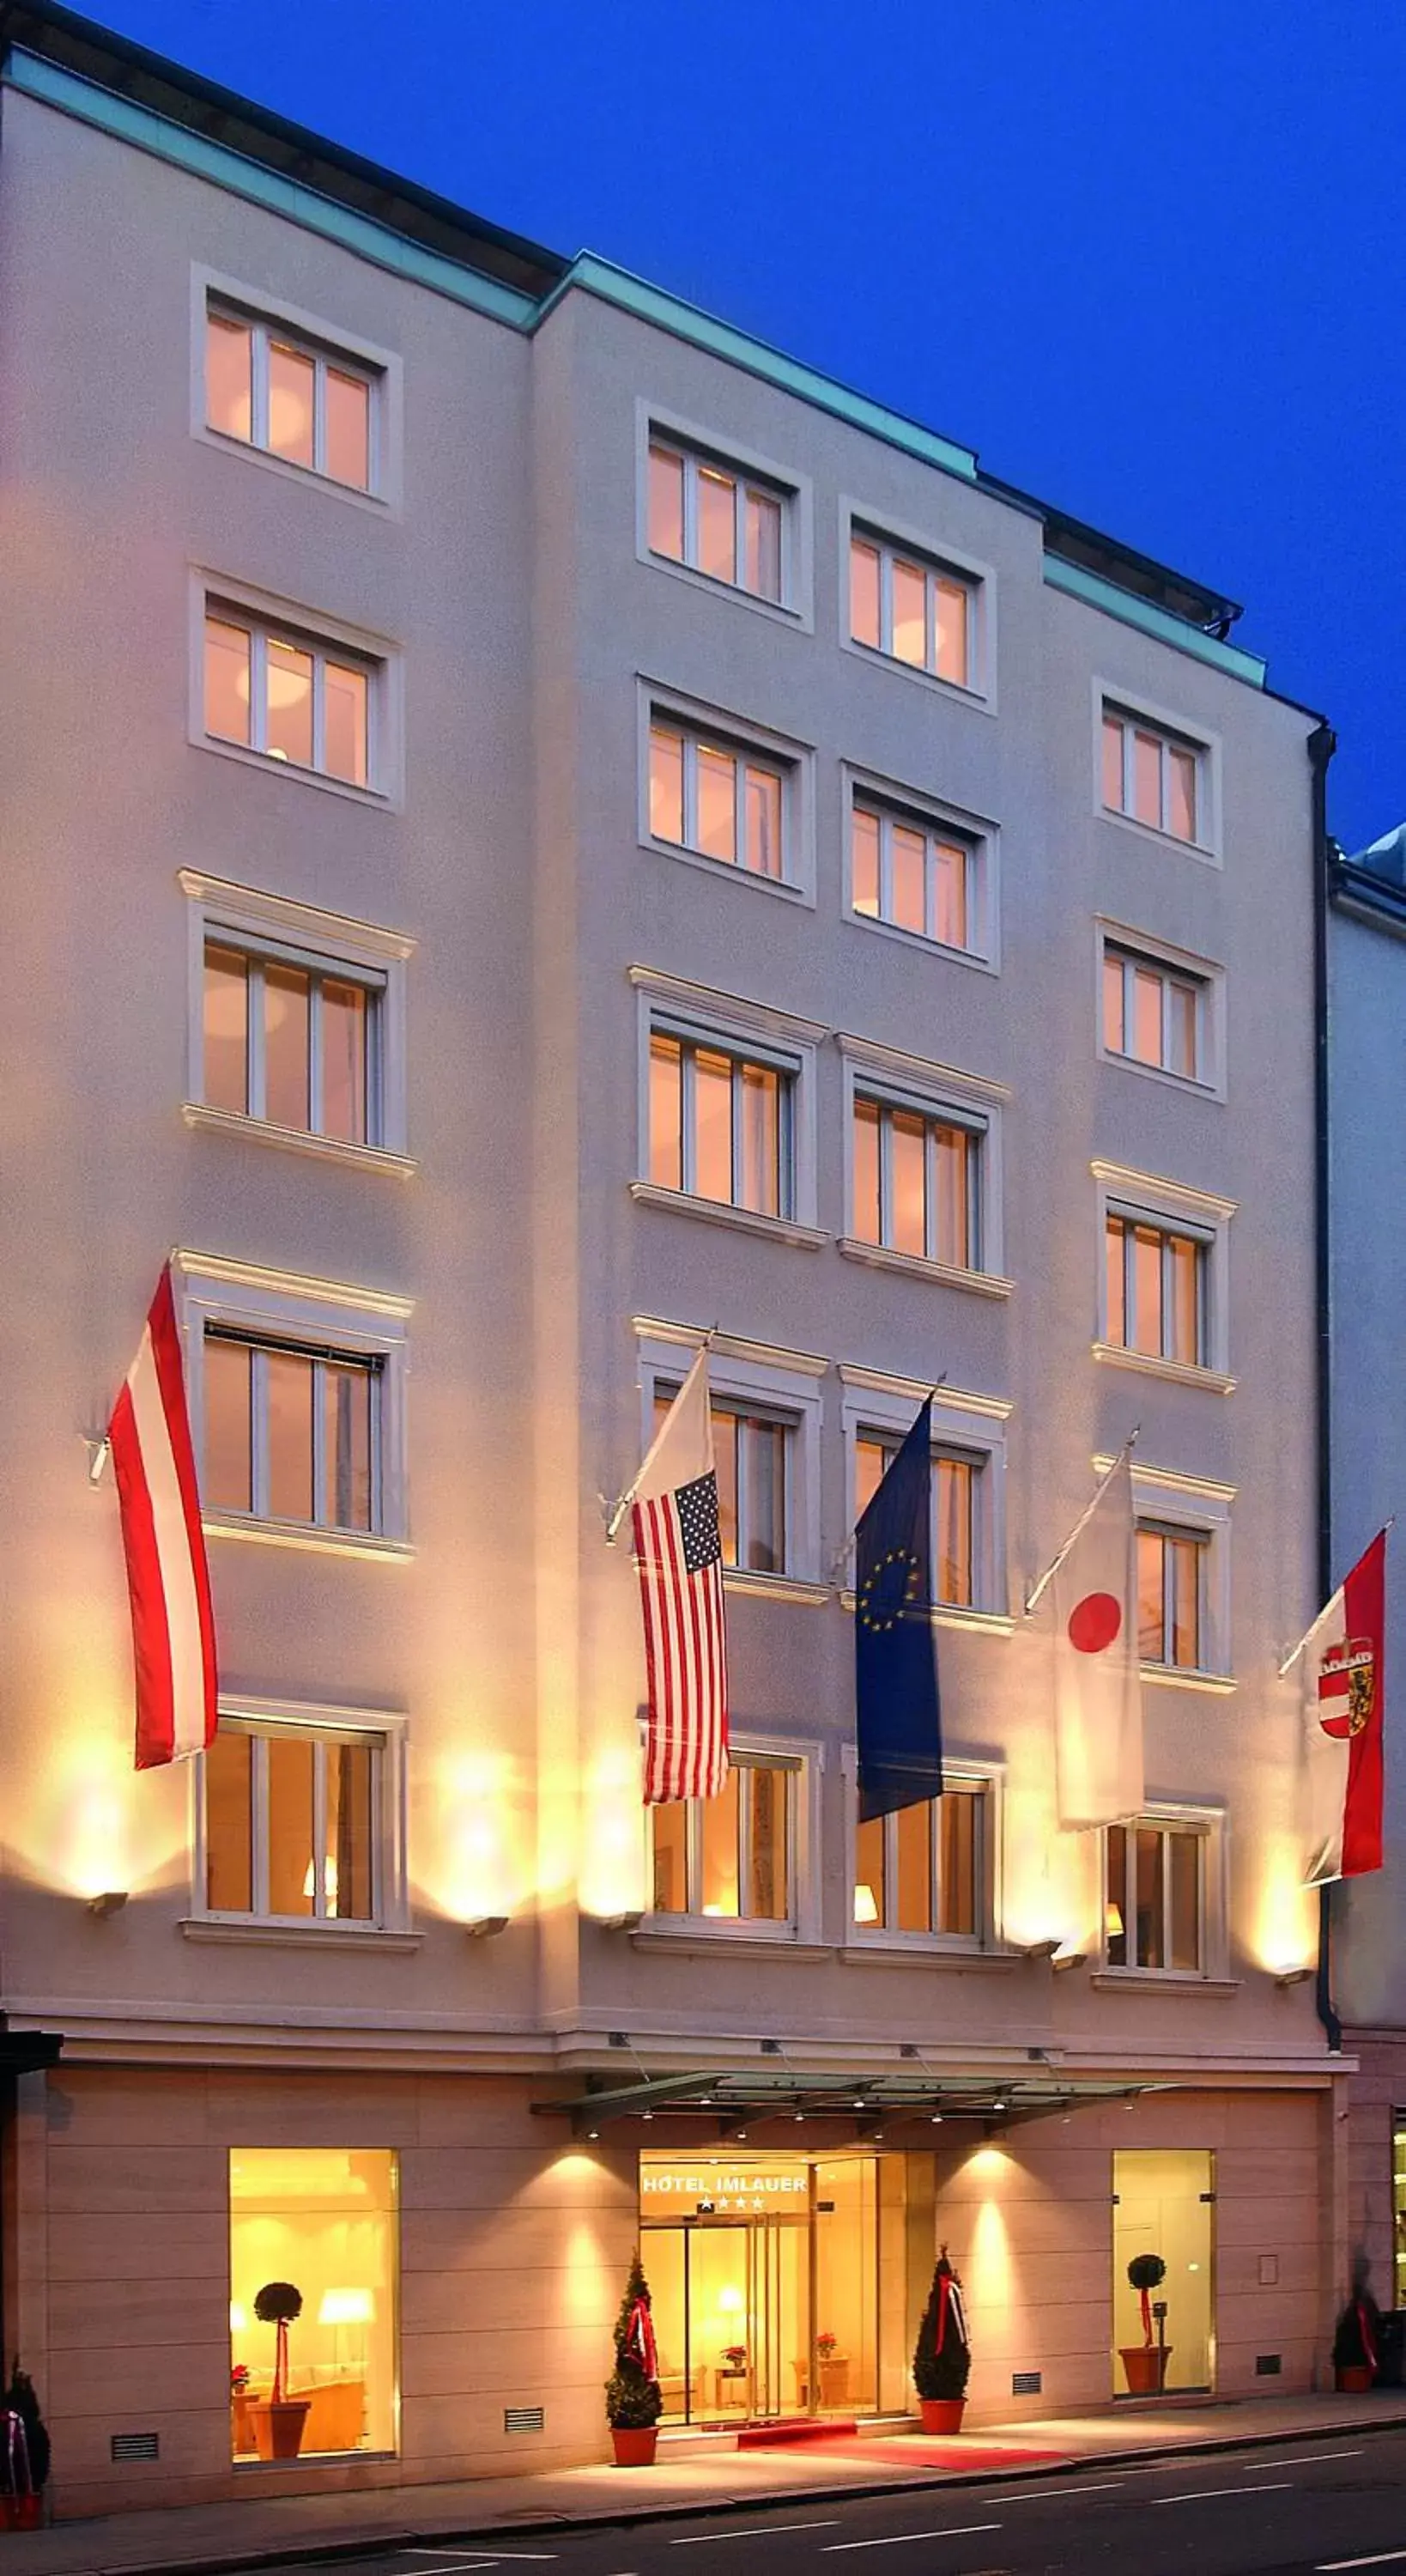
[839,1237,1012,1299]
[196,732,394,811]
[1089,1970,1239,1996]
[1142,1664,1236,1695]
[1092,1342,1235,1395]
[724,1569,830,1607]
[1100,805,1220,869]
[641,835,814,908]
[1099,1048,1222,1105]
[839,1941,1016,1971]
[181,1917,420,1951]
[839,1591,1015,1637]
[644,547,810,635]
[203,1514,413,1564]
[841,632,993,719]
[182,1103,415,1178]
[632,1924,830,1962]
[845,906,996,978]
[199,423,394,518]
[631,1181,827,1250]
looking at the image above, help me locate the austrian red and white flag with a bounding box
[107,1266,218,1769]
[630,1348,729,1805]
[1300,1530,1387,1884]
[1049,1452,1143,1828]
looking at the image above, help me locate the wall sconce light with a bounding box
[466,1916,509,1939]
[603,1910,645,1931]
[1052,1951,1088,1974]
[1022,1938,1059,1961]
[1275,1965,1312,1988]
[86,1891,128,1918]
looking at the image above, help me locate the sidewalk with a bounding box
[9,2391,1406,2576]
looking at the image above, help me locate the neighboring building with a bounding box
[1327,825,1406,2323]
[0,1,1341,2518]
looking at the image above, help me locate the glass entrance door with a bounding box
[645,2216,807,2423]
[1112,2148,1215,2394]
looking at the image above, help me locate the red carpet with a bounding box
[737,2417,858,2448]
[742,2432,1069,2470]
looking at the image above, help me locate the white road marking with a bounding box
[821,2525,1002,2553]
[1256,2448,1366,2467]
[671,2524,839,2544]
[1318,2555,1406,2572]
[997,2481,1128,2499]
[1154,2480,1294,2505]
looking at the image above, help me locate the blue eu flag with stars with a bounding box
[855,1398,943,1823]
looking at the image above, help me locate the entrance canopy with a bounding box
[536,2064,1161,2140]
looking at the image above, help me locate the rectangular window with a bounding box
[651,1757,794,1922]
[203,607,373,788]
[852,1093,979,1269]
[1136,1524,1204,1669]
[853,1786,985,1938]
[203,1329,379,1534]
[1106,1212,1205,1364]
[648,718,787,880]
[205,1720,380,1923]
[229,2148,397,2461]
[649,1028,794,1218]
[647,437,786,603]
[850,528,973,688]
[206,303,376,492]
[1106,1820,1203,1971]
[654,1388,788,1575]
[1102,943,1205,1081]
[203,939,381,1145]
[854,1431,976,1608]
[1102,705,1203,845]
[851,798,975,953]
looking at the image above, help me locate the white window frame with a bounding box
[636,403,810,628]
[1098,1802,1228,1983]
[639,1729,821,1946]
[1100,1453,1235,1687]
[841,501,995,709]
[191,570,403,808]
[839,1370,1011,1628]
[176,1252,413,1559]
[839,1035,1009,1294]
[191,266,403,512]
[1092,1159,1236,1388]
[192,1699,409,1935]
[844,766,999,971]
[179,871,414,1172]
[638,681,815,905]
[1094,679,1221,864]
[635,1323,826,1592]
[845,1759,1002,1955]
[1095,917,1224,1099]
[632,969,825,1246]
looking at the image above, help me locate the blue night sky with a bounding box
[85,0,1405,849]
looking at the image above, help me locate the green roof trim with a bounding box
[547,253,979,484]
[3,50,537,327]
[1043,553,1267,687]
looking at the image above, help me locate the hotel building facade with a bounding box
[0,3,1347,2517]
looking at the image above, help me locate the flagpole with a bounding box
[1024,1426,1140,1617]
[604,1327,719,1546]
[1277,1516,1395,1675]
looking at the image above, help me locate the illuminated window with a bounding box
[206,304,376,491]
[1101,940,1208,1083]
[1101,704,1205,846]
[854,1431,976,1608]
[653,1385,789,1575]
[203,1329,379,1534]
[647,436,787,603]
[203,608,373,789]
[649,1027,795,1218]
[204,1719,383,1924]
[203,939,381,1145]
[851,1092,981,1271]
[648,718,787,879]
[229,2148,397,2461]
[849,526,975,689]
[1105,1212,1206,1365]
[1105,1820,1203,1971]
[651,1756,795,1923]
[1136,1524,1204,1669]
[853,1786,986,1941]
[850,796,979,955]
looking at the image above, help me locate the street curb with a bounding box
[33,2405,1406,2576]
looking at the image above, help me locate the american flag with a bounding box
[630,1350,729,1803]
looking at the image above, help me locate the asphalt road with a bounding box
[245,2427,1406,2576]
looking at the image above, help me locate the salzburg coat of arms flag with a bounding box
[1301,1529,1387,1885]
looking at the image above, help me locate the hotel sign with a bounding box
[640,2159,810,2217]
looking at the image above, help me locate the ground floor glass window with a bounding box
[229,2148,397,2460]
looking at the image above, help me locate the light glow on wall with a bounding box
[580,1747,646,1919]
[1249,1837,1318,1975]
[422,1748,524,1922]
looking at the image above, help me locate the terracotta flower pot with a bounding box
[252,2399,311,2461]
[1336,2364,1374,2393]
[919,2397,967,2433]
[1120,2345,1173,2395]
[610,2426,658,2466]
[9,2495,41,2530]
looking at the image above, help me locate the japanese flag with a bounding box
[1050,1453,1143,1829]
[1302,1530,1387,1885]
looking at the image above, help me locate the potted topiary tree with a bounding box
[1333,2270,1380,2392]
[912,2245,971,2433]
[252,2282,311,2460]
[605,2250,663,2466]
[0,2363,51,2529]
[1120,2254,1171,2395]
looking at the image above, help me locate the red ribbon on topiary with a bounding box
[1356,2300,1379,2372]
[624,2295,658,2379]
[3,2413,32,2500]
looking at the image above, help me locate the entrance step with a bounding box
[737,2416,859,2449]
